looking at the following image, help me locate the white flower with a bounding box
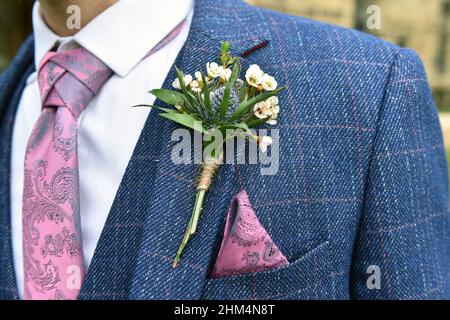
[245,64,264,89]
[207,62,221,78]
[267,114,278,126]
[258,136,273,153]
[261,74,278,91]
[190,80,202,93]
[219,67,232,82]
[184,75,193,85]
[253,101,271,119]
[172,79,181,89]
[253,96,280,120]
[172,74,193,89]
[267,96,280,114]
[195,71,213,87]
[267,96,279,107]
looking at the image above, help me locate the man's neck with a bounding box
[39,0,118,37]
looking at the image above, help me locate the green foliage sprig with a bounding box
[135,42,285,267]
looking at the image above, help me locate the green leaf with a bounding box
[152,106,181,113]
[134,104,185,115]
[231,87,286,121]
[221,42,232,66]
[174,67,188,95]
[219,122,251,132]
[238,81,248,101]
[202,73,211,111]
[174,66,186,89]
[175,66,195,109]
[159,112,207,133]
[131,104,153,108]
[221,42,230,54]
[149,89,185,106]
[220,81,231,117]
[246,117,270,128]
[229,58,241,86]
[234,122,250,131]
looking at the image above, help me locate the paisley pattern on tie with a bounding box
[22,21,185,299]
[22,48,113,300]
[210,190,289,278]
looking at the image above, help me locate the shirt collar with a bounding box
[33,0,194,77]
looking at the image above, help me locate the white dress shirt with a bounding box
[11,0,193,298]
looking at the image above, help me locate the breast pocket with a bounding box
[202,241,333,300]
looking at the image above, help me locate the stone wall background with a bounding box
[247,0,450,112]
[0,0,33,71]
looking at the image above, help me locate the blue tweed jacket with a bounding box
[0,0,449,300]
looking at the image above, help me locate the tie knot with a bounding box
[38,47,113,118]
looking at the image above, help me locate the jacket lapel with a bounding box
[79,0,271,299]
[126,0,271,300]
[0,36,34,300]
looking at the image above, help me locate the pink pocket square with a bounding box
[210,190,288,278]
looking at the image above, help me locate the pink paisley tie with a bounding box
[22,22,185,300]
[22,47,113,300]
[210,191,289,278]
[22,21,185,300]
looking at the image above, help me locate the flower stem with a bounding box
[172,212,193,268]
[172,157,221,269]
[190,189,206,235]
[172,189,207,269]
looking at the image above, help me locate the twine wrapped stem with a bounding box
[172,155,222,268]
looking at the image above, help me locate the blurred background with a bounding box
[1,0,450,158]
[247,0,450,161]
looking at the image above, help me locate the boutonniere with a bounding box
[137,42,285,267]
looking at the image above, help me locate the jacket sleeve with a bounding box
[350,48,450,299]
